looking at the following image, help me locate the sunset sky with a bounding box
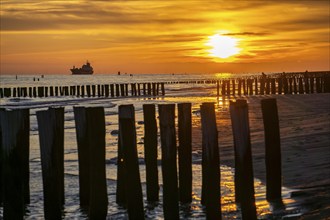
[1,0,329,75]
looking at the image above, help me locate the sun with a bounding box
[206,34,240,59]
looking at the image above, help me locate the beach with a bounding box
[0,74,329,219]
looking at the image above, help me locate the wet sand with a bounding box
[191,93,330,218]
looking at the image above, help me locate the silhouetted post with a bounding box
[304,77,310,94]
[248,79,253,95]
[38,86,44,97]
[119,105,145,219]
[91,85,96,97]
[37,107,64,220]
[217,81,220,97]
[76,85,80,97]
[85,107,108,219]
[221,80,225,95]
[13,88,17,98]
[238,80,242,96]
[230,100,257,220]
[110,84,114,97]
[232,79,236,95]
[0,88,3,98]
[277,78,282,95]
[316,77,321,93]
[138,83,141,96]
[271,78,276,94]
[143,104,159,202]
[86,85,91,97]
[254,78,258,95]
[54,86,58,96]
[260,78,265,95]
[178,103,192,204]
[73,107,90,207]
[147,83,152,95]
[143,83,146,95]
[97,85,101,97]
[200,103,221,219]
[0,109,30,220]
[293,78,298,94]
[130,84,135,96]
[298,78,304,94]
[120,84,125,96]
[81,85,85,97]
[310,77,314,93]
[243,79,247,95]
[261,99,282,201]
[226,80,231,95]
[288,78,293,94]
[265,78,270,94]
[105,84,109,97]
[28,87,32,97]
[49,86,54,97]
[64,86,69,96]
[283,77,288,94]
[125,84,129,96]
[152,83,156,96]
[0,108,2,205]
[158,104,179,220]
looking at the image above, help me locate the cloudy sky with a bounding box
[1,0,329,74]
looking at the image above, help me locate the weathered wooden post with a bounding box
[38,86,44,97]
[28,87,32,98]
[261,99,282,201]
[143,104,159,202]
[277,78,282,95]
[125,84,129,96]
[254,78,258,95]
[147,83,152,95]
[248,79,253,95]
[304,77,310,94]
[288,78,293,94]
[200,103,221,219]
[119,105,145,219]
[97,85,101,97]
[37,107,64,220]
[178,103,192,204]
[310,77,314,93]
[0,109,30,219]
[143,83,146,95]
[138,83,141,96]
[283,77,288,94]
[158,104,179,219]
[73,107,90,207]
[85,107,108,219]
[265,78,270,94]
[229,100,257,220]
[0,88,3,98]
[217,80,220,97]
[13,88,17,98]
[221,80,226,95]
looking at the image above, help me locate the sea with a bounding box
[0,73,307,219]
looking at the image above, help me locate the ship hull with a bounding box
[71,69,93,75]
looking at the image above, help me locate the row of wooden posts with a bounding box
[0,82,165,99]
[1,75,330,99]
[1,99,281,219]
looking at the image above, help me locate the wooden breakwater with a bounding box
[0,82,166,99]
[1,71,329,99]
[0,99,284,219]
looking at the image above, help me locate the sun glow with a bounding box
[206,34,240,59]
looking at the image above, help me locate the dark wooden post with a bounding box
[178,103,192,204]
[138,83,141,96]
[125,84,129,96]
[119,105,145,219]
[86,85,91,97]
[260,78,265,95]
[0,88,3,98]
[227,80,231,95]
[120,84,125,96]
[200,103,221,219]
[261,99,282,201]
[147,83,151,95]
[0,109,30,220]
[248,79,253,95]
[158,104,179,219]
[152,83,156,96]
[73,107,90,207]
[229,100,257,220]
[232,79,236,96]
[271,78,276,94]
[298,77,304,94]
[143,104,159,202]
[91,85,96,97]
[277,78,282,95]
[310,77,314,93]
[81,85,85,97]
[283,77,288,94]
[97,85,101,97]
[254,78,258,95]
[304,77,310,94]
[288,78,293,94]
[110,84,115,97]
[13,88,17,98]
[85,107,108,219]
[28,87,32,98]
[105,84,109,97]
[37,107,64,220]
[265,78,270,94]
[0,108,2,205]
[143,83,146,95]
[54,86,58,97]
[38,86,44,97]
[217,81,220,97]
[293,77,298,94]
[237,79,242,96]
[221,80,225,95]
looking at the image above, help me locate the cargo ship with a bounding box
[71,61,94,75]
